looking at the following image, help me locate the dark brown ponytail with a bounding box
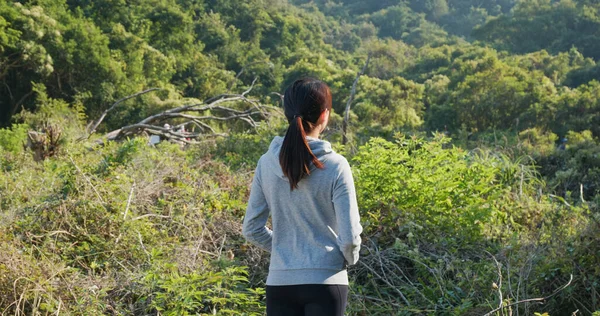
[279,78,332,190]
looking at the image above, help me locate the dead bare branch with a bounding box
[227,61,272,92]
[483,274,574,316]
[99,82,281,144]
[270,92,284,107]
[123,181,135,220]
[242,77,259,97]
[486,251,504,315]
[358,260,411,306]
[85,88,161,137]
[343,54,371,145]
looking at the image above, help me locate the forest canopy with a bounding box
[1,0,600,137]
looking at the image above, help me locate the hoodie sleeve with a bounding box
[242,162,272,252]
[332,158,362,266]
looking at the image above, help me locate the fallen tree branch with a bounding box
[85,88,161,137]
[99,82,281,144]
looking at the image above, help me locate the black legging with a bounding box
[266,284,348,316]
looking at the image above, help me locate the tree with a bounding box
[353,76,425,130]
[369,5,427,41]
[473,0,600,60]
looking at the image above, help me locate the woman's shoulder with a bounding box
[323,152,351,173]
[324,151,348,164]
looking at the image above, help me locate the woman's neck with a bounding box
[305,129,320,139]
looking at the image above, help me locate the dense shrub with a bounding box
[346,135,597,314]
[0,130,266,314]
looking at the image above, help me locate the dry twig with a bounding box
[68,154,106,208]
[123,181,135,220]
[358,260,411,306]
[483,274,574,316]
[485,251,504,315]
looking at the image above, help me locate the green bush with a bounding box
[352,134,530,246]
[0,123,29,154]
[347,134,595,314]
[145,261,265,315]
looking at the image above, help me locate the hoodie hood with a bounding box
[265,136,334,180]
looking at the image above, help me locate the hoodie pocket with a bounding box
[326,226,347,270]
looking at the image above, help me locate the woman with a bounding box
[242,78,362,316]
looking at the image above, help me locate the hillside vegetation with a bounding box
[1,0,600,315]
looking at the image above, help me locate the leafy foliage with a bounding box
[146,263,265,316]
[348,135,597,314]
[474,0,600,60]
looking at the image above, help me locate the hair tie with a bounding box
[294,115,303,120]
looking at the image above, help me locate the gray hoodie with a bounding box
[242,136,362,285]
